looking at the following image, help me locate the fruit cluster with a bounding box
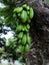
[13,4,34,54]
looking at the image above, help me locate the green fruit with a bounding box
[29,7,34,19]
[21,25,29,32]
[22,4,30,10]
[24,26,27,31]
[27,16,31,23]
[19,45,24,52]
[21,10,28,23]
[22,4,27,9]
[27,11,30,15]
[18,32,23,39]
[22,26,29,32]
[26,33,31,44]
[26,6,30,10]
[22,28,25,31]
[28,19,31,23]
[22,35,26,45]
[18,39,21,44]
[24,44,29,52]
[18,13,21,17]
[22,26,25,31]
[22,26,28,32]
[13,13,16,18]
[16,25,22,32]
[15,45,24,53]
[15,48,20,53]
[26,24,30,30]
[16,45,24,53]
[13,7,23,13]
[18,56,23,61]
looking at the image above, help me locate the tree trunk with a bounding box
[29,1,49,65]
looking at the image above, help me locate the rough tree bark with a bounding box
[29,1,49,65]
